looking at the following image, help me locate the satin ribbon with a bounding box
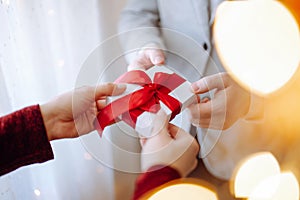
[94,70,186,136]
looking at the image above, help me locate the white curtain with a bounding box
[0,1,136,199]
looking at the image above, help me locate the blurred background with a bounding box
[0,0,300,200]
[0,0,133,199]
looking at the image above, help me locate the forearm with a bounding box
[0,105,54,175]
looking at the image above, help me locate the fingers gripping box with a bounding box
[94,65,197,137]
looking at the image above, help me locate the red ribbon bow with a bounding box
[94,70,186,136]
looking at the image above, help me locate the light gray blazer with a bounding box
[118,0,264,181]
[118,0,225,82]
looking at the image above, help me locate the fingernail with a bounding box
[154,56,164,64]
[201,97,210,103]
[191,83,199,92]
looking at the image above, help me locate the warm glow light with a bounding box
[148,183,218,200]
[84,152,92,160]
[34,189,41,196]
[2,0,9,5]
[96,166,104,174]
[214,0,300,95]
[249,172,299,200]
[232,152,280,198]
[57,59,65,67]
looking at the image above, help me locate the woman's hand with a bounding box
[40,83,126,140]
[140,111,199,177]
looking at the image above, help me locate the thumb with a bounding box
[94,83,126,100]
[145,49,165,65]
[151,109,169,136]
[191,73,228,94]
[168,123,193,140]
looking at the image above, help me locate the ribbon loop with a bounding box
[94,70,186,136]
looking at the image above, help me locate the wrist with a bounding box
[40,103,57,141]
[138,42,163,55]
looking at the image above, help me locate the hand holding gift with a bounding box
[189,72,251,130]
[94,66,198,137]
[127,43,165,71]
[140,110,200,177]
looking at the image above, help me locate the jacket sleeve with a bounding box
[0,105,54,176]
[118,0,166,63]
[244,91,265,121]
[133,165,181,200]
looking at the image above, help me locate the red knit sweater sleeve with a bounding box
[133,165,181,200]
[0,105,54,176]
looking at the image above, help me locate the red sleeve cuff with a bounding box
[0,105,54,175]
[133,165,181,200]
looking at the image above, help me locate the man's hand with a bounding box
[189,72,251,130]
[40,83,126,140]
[140,111,199,177]
[128,44,165,71]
